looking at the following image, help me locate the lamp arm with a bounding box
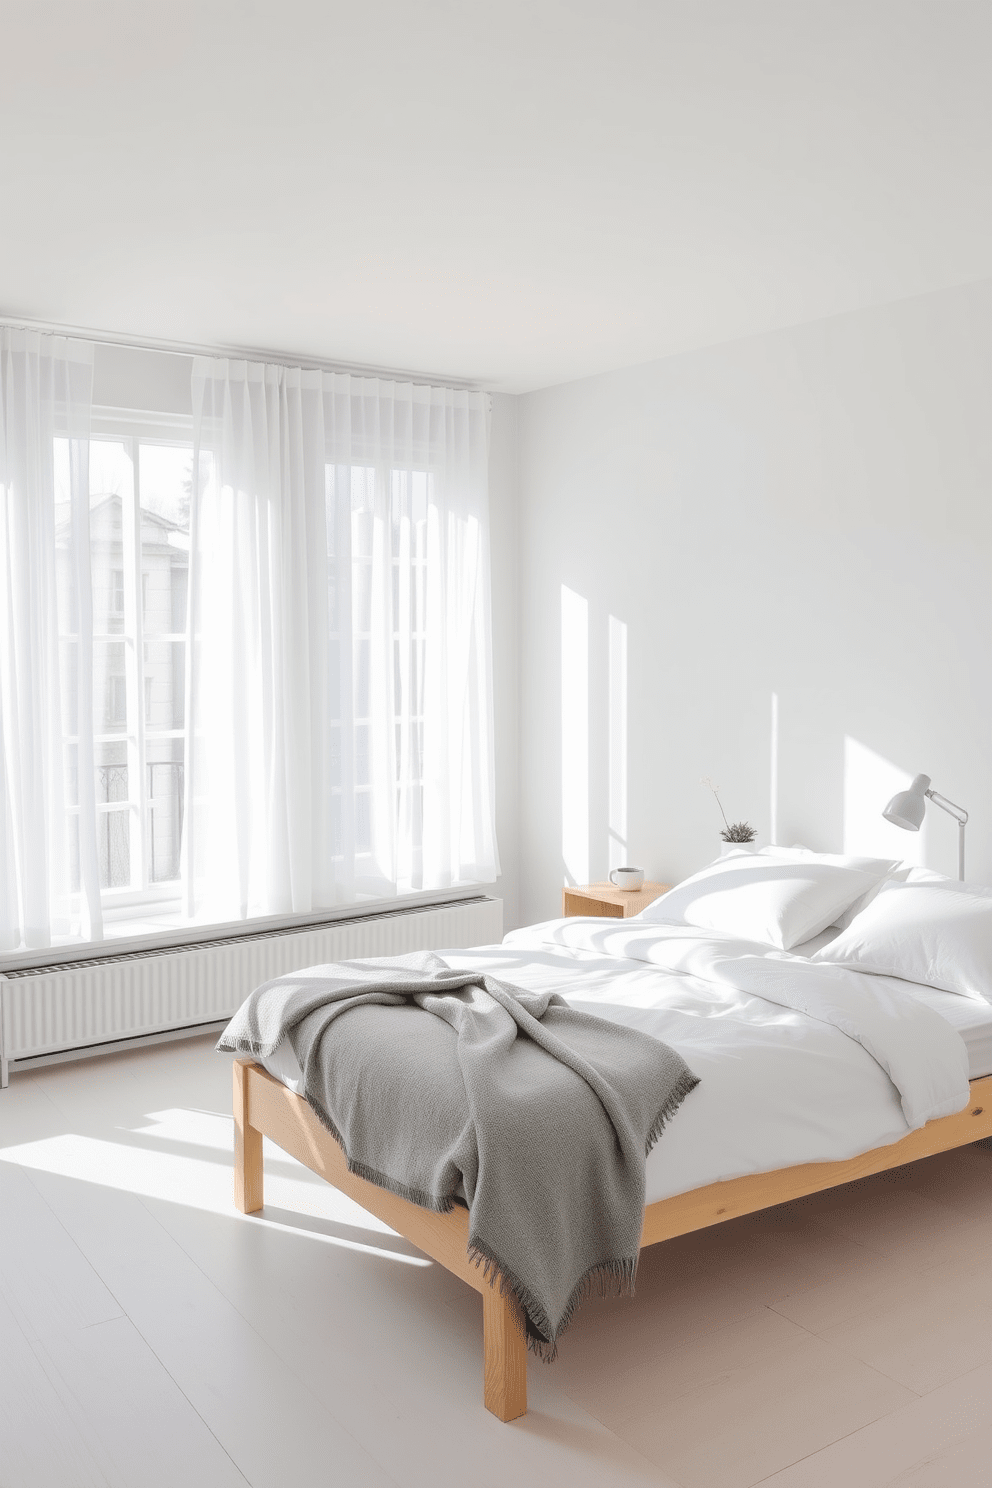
[925,789,968,826]
[925,789,968,881]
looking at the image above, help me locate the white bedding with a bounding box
[258,916,986,1208]
[769,926,992,1074]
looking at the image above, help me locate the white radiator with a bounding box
[0,895,503,1085]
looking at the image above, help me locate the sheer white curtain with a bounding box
[0,329,100,949]
[185,358,498,923]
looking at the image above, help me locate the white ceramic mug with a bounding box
[610,866,644,890]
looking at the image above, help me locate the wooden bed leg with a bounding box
[482,1285,527,1421]
[233,1059,264,1214]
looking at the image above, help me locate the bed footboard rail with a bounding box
[640,1073,992,1248]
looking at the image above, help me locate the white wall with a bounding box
[514,279,992,926]
[92,343,194,417]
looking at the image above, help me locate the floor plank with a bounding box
[0,1289,109,1488]
[20,1167,399,1488]
[0,1158,122,1339]
[17,1310,250,1488]
[756,1362,992,1487]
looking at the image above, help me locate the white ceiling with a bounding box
[3,1,992,392]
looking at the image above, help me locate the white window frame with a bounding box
[325,461,432,886]
[87,407,193,923]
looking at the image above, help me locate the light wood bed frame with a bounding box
[234,1059,992,1421]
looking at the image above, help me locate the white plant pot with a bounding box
[720,841,758,857]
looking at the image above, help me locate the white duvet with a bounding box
[441,917,973,1206]
[258,915,976,1209]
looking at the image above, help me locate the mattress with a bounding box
[256,926,992,1208]
[893,979,992,1081]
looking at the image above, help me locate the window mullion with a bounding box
[121,437,148,892]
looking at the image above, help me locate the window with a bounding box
[57,430,463,925]
[5,348,496,950]
[324,465,430,885]
[56,432,192,908]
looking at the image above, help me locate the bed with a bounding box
[227,853,992,1420]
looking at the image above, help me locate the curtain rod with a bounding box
[0,312,486,394]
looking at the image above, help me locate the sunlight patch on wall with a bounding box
[608,615,628,872]
[843,736,927,864]
[561,584,589,886]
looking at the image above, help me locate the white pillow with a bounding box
[830,859,906,929]
[771,847,906,929]
[637,848,889,950]
[812,879,992,1001]
[775,846,900,877]
[827,862,992,929]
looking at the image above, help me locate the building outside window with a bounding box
[56,435,191,907]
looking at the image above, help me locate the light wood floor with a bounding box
[1,1034,991,1487]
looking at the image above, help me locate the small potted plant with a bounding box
[701,779,757,852]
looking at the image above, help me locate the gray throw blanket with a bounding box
[218,951,699,1358]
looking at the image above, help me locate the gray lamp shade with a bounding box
[882,774,931,832]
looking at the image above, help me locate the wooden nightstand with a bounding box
[561,881,670,919]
